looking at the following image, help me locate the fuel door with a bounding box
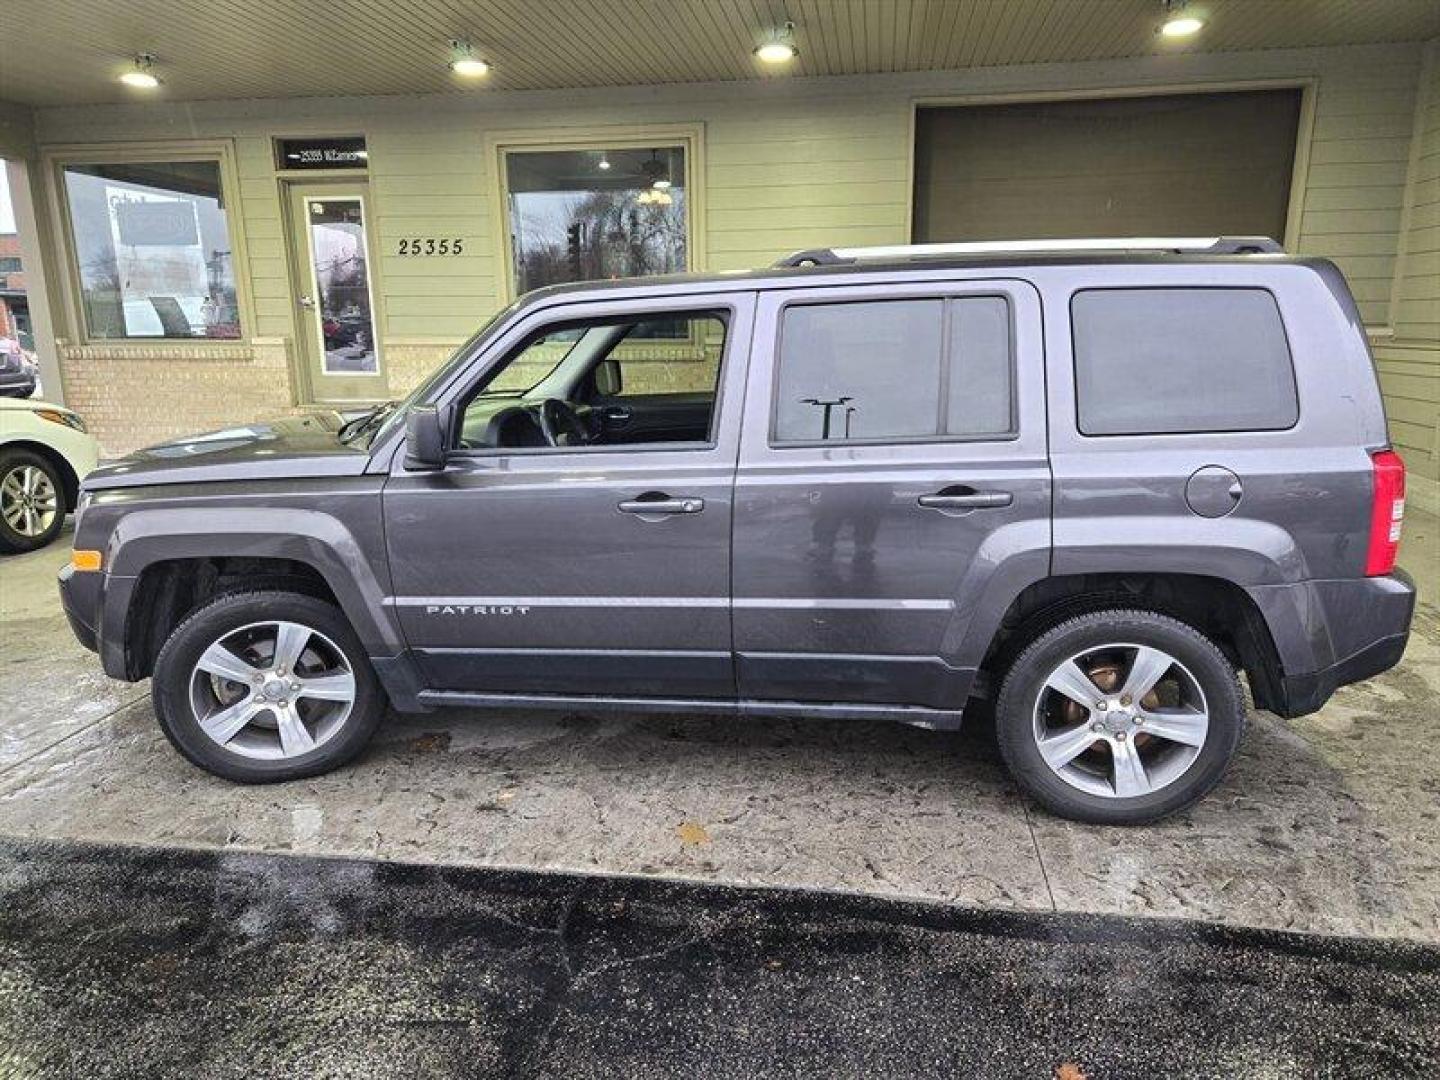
[1185,465,1243,518]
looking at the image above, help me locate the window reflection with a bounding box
[305,198,378,375]
[62,160,240,340]
[504,146,687,295]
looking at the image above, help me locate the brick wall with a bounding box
[58,339,312,457]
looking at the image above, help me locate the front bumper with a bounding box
[57,562,99,654]
[1270,569,1416,718]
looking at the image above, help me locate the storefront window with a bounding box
[61,160,241,340]
[504,146,687,295]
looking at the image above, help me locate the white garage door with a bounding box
[913,88,1303,244]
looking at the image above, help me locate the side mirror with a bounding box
[593,358,623,398]
[404,405,448,471]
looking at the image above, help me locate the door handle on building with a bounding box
[297,295,316,309]
[917,489,1013,510]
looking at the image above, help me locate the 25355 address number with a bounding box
[396,238,465,256]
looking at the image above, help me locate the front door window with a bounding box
[456,310,727,451]
[303,197,379,375]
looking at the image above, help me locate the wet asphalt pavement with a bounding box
[1,839,1437,1079]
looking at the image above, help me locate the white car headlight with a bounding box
[34,407,87,434]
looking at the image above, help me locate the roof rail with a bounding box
[773,236,1284,267]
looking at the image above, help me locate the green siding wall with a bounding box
[28,41,1440,467]
[1376,40,1440,508]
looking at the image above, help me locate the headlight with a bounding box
[34,408,87,434]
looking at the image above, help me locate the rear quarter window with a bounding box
[1071,287,1298,436]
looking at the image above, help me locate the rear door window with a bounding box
[1071,287,1298,435]
[773,296,1014,444]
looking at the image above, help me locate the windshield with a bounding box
[365,303,518,448]
[473,326,586,397]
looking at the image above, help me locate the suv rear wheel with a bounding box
[995,609,1245,824]
[152,590,385,782]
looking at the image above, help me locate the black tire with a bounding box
[152,590,386,783]
[995,609,1245,825]
[0,447,66,554]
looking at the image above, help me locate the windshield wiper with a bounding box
[338,401,397,445]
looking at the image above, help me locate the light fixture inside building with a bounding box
[637,150,675,206]
[754,21,799,64]
[598,155,612,171]
[448,39,491,77]
[1159,1,1204,37]
[119,54,160,89]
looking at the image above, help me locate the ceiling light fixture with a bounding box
[1159,2,1204,37]
[448,38,491,77]
[1161,15,1204,36]
[598,155,612,171]
[754,21,799,64]
[119,53,160,89]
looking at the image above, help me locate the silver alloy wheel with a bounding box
[1031,643,1210,799]
[188,620,356,761]
[1,464,59,538]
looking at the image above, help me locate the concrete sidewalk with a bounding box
[0,512,1436,943]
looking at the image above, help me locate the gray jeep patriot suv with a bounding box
[59,237,1415,824]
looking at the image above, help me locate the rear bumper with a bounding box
[1279,631,1411,717]
[0,372,36,397]
[1267,569,1416,718]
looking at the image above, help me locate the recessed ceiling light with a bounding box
[448,38,490,77]
[754,21,799,64]
[119,53,160,89]
[1160,15,1204,36]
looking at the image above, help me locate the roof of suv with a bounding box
[517,237,1325,308]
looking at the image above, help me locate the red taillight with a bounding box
[1365,450,1406,576]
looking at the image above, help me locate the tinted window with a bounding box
[1072,288,1297,435]
[774,297,1013,444]
[947,297,1012,437]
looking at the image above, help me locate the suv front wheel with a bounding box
[995,609,1245,825]
[152,590,385,782]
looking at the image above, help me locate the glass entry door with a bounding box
[286,182,386,403]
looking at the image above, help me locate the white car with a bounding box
[0,397,100,553]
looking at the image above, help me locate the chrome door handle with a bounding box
[602,405,633,423]
[917,490,1013,510]
[618,497,705,515]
